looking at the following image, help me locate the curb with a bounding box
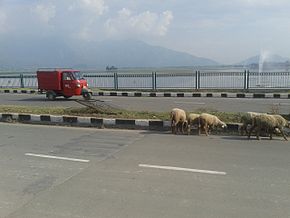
[0,113,241,134]
[96,91,290,99]
[1,89,290,99]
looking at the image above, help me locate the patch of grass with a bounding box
[0,105,69,115]
[0,105,245,123]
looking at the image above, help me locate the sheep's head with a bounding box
[220,121,227,129]
[273,128,281,134]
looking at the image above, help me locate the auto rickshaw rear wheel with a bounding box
[46,91,56,101]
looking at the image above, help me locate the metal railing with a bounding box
[0,70,290,90]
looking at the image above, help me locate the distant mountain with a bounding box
[0,37,78,70]
[238,54,290,65]
[0,39,218,70]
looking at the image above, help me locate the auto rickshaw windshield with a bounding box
[71,71,83,80]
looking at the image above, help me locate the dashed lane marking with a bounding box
[139,164,226,175]
[25,153,90,163]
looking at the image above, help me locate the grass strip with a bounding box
[0,105,245,123]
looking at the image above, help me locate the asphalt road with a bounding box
[1,93,290,114]
[1,123,290,218]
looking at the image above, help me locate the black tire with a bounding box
[82,92,92,100]
[46,91,56,101]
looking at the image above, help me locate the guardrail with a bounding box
[0,70,290,90]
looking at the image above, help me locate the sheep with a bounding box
[240,112,281,136]
[186,113,200,135]
[198,113,227,136]
[170,108,188,134]
[248,114,289,141]
[240,112,263,135]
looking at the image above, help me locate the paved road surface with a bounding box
[1,123,289,218]
[1,93,290,113]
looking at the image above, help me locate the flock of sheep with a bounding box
[170,108,290,141]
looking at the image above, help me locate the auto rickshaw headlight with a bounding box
[76,83,81,88]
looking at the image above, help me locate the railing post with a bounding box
[114,72,118,90]
[197,70,201,90]
[243,70,247,90]
[195,70,198,90]
[152,72,154,90]
[152,72,157,91]
[154,72,157,90]
[151,72,154,90]
[246,70,250,90]
[20,74,24,88]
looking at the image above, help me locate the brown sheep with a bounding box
[240,112,263,135]
[248,114,289,141]
[186,113,200,135]
[170,108,188,134]
[199,113,227,136]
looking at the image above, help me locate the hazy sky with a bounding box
[0,0,290,64]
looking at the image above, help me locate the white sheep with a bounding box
[170,108,188,134]
[248,114,289,141]
[240,112,263,135]
[186,113,200,135]
[199,113,227,136]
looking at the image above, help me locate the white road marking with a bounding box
[25,153,90,163]
[139,164,226,175]
[174,101,205,105]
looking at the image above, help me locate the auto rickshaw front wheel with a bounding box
[82,92,92,100]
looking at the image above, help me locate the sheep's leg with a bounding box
[178,122,183,134]
[208,125,212,135]
[187,123,191,135]
[172,121,178,134]
[171,124,176,134]
[248,125,256,139]
[279,128,288,141]
[241,124,251,136]
[181,122,185,134]
[177,122,183,134]
[256,127,261,140]
[171,119,175,134]
[204,125,209,136]
[269,131,273,140]
[175,122,179,134]
[197,119,201,136]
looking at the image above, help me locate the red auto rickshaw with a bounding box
[37,68,92,100]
